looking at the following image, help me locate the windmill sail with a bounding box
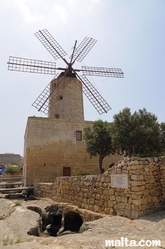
[71,37,97,63]
[35,29,67,61]
[81,66,124,78]
[7,29,124,116]
[8,56,56,75]
[76,74,111,114]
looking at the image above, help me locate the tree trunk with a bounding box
[132,145,135,156]
[99,155,104,174]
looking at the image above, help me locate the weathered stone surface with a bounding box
[24,117,123,186]
[34,157,165,219]
[0,198,165,249]
[131,174,144,180]
[0,199,40,242]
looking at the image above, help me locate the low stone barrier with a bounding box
[34,157,165,219]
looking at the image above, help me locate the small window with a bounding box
[76,131,82,141]
[63,167,71,176]
[55,114,59,118]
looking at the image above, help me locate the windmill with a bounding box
[7,29,124,120]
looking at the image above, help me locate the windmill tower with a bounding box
[48,76,84,120]
[7,29,124,121]
[7,30,124,184]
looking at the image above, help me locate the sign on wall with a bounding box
[111,174,128,188]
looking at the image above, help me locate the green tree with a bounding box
[135,108,161,156]
[112,108,161,157]
[5,165,20,176]
[160,122,165,154]
[83,120,114,174]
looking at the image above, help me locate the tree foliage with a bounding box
[160,122,165,153]
[83,120,114,174]
[112,108,162,157]
[5,165,20,175]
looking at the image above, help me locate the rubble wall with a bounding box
[34,157,165,219]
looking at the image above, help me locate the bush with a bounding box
[74,172,90,176]
[5,165,20,175]
[78,225,86,233]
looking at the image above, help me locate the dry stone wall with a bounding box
[34,157,165,219]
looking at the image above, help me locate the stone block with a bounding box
[147,195,152,203]
[132,204,142,211]
[96,193,101,200]
[142,198,148,205]
[117,210,124,216]
[103,189,108,195]
[143,189,150,196]
[108,189,114,195]
[152,196,159,203]
[107,200,114,208]
[121,196,127,203]
[104,208,110,215]
[131,211,140,219]
[110,196,115,201]
[131,180,145,186]
[124,209,131,218]
[132,199,142,205]
[131,194,142,200]
[133,164,143,169]
[131,174,143,180]
[116,196,121,202]
[128,197,132,204]
[131,186,145,192]
[94,205,99,212]
[116,202,126,209]
[125,203,131,209]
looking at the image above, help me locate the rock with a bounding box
[59,230,76,236]
[0,198,165,249]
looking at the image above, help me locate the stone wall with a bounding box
[24,117,122,185]
[48,77,84,120]
[34,157,165,219]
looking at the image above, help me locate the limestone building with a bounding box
[0,153,22,166]
[23,75,122,185]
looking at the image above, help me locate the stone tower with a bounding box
[48,73,84,121]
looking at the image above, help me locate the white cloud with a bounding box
[1,0,42,24]
[66,0,102,15]
[53,4,68,23]
[13,0,42,22]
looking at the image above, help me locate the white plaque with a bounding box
[111,174,128,188]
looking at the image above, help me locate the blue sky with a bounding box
[0,0,165,155]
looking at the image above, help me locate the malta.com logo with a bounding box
[105,237,162,247]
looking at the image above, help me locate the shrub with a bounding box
[14,201,21,206]
[78,225,86,233]
[74,172,90,176]
[4,165,20,175]
[2,236,13,246]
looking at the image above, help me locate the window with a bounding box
[63,167,71,176]
[55,114,59,118]
[76,131,82,141]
